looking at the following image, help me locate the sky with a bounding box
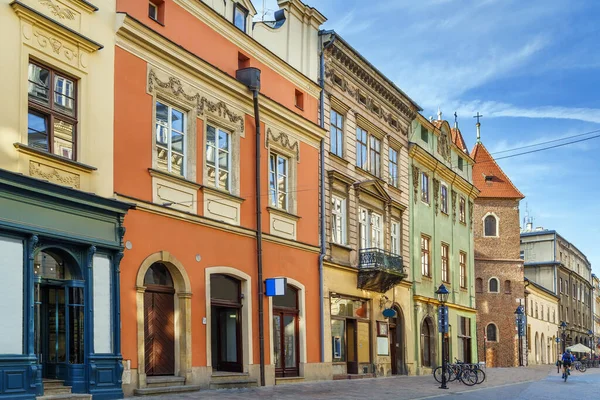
[257,0,600,276]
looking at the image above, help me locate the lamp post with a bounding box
[436,284,450,390]
[588,329,594,365]
[560,321,567,354]
[514,305,524,366]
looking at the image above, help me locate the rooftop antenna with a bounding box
[473,112,483,143]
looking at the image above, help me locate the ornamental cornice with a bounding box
[266,128,300,162]
[411,164,419,203]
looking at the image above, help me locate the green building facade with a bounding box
[408,114,479,374]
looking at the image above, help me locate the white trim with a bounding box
[205,267,253,371]
[488,277,500,293]
[268,277,307,373]
[331,195,347,245]
[0,236,23,354]
[485,322,499,342]
[482,212,499,237]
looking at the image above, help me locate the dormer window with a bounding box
[233,3,248,33]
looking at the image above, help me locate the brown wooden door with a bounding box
[144,287,175,376]
[390,325,398,375]
[346,319,358,374]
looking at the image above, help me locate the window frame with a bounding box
[459,251,467,289]
[391,219,401,256]
[459,197,466,224]
[330,109,344,157]
[355,127,382,178]
[388,147,399,188]
[441,242,450,283]
[421,235,431,277]
[440,184,448,214]
[205,124,232,191]
[331,195,347,245]
[269,152,289,211]
[155,100,187,177]
[149,1,158,20]
[486,323,498,342]
[359,208,383,250]
[488,277,499,293]
[421,172,430,204]
[483,214,498,237]
[27,60,78,161]
[233,2,248,33]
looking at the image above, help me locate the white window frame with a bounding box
[440,184,448,214]
[421,235,430,277]
[355,127,382,178]
[389,148,399,187]
[459,251,467,288]
[155,101,186,177]
[441,243,449,283]
[358,207,383,250]
[421,172,429,204]
[149,1,158,20]
[459,197,466,223]
[331,196,347,245]
[488,277,499,293]
[391,219,401,256]
[330,109,344,157]
[269,152,289,211]
[205,124,231,191]
[483,212,499,237]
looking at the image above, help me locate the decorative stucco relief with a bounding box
[148,69,244,134]
[22,25,84,71]
[437,129,451,162]
[324,64,408,136]
[39,0,75,20]
[468,200,474,230]
[411,164,419,203]
[266,128,300,162]
[29,161,81,188]
[451,190,457,223]
[433,178,440,215]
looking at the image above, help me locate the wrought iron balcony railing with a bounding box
[358,247,406,274]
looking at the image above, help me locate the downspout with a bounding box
[318,30,336,364]
[524,278,530,366]
[236,67,265,386]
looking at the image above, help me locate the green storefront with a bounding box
[0,169,131,399]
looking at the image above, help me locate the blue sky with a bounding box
[258,0,600,275]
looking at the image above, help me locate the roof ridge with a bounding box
[470,142,525,199]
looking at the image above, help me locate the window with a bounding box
[294,89,304,110]
[149,2,157,19]
[421,127,428,143]
[391,220,401,256]
[388,148,399,187]
[421,317,435,367]
[459,197,466,223]
[331,196,346,245]
[359,208,383,249]
[441,243,449,283]
[269,153,289,210]
[155,101,185,176]
[206,125,230,191]
[233,3,248,32]
[330,110,344,157]
[28,61,77,160]
[540,304,544,320]
[535,303,538,318]
[484,215,497,237]
[421,235,431,277]
[458,157,464,171]
[440,184,448,214]
[486,324,497,342]
[520,250,525,260]
[504,280,511,294]
[457,317,472,363]
[475,277,482,293]
[421,172,430,203]
[355,127,381,177]
[148,0,164,23]
[489,278,499,293]
[460,251,467,288]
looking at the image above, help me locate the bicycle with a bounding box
[562,363,571,382]
[573,361,587,373]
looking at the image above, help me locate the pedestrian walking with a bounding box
[556,358,562,373]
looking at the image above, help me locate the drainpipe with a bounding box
[318,30,336,364]
[524,278,530,366]
[236,67,265,386]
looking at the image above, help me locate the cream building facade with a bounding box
[320,31,421,378]
[524,278,559,365]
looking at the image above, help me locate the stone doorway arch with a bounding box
[136,251,192,388]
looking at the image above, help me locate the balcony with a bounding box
[357,248,407,293]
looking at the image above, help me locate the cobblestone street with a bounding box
[139,365,560,399]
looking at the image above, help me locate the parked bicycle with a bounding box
[433,359,485,386]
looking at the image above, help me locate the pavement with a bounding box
[138,365,575,399]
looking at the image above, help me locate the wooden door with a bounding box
[144,287,175,376]
[346,319,358,374]
[390,325,398,375]
[273,311,299,377]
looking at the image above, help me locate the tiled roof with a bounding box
[451,127,468,153]
[470,142,525,199]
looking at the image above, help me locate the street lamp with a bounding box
[588,329,594,365]
[514,305,525,367]
[560,321,567,354]
[435,284,449,390]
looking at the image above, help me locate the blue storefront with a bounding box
[0,169,131,399]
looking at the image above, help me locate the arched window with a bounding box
[475,278,483,293]
[489,278,499,293]
[504,280,511,294]
[421,317,435,367]
[535,303,538,318]
[486,323,498,342]
[484,215,497,237]
[540,304,544,321]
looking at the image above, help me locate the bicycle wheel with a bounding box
[448,366,459,382]
[433,367,449,383]
[460,369,478,386]
[474,368,486,384]
[579,364,587,373]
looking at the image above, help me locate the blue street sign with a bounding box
[437,306,449,333]
[265,277,287,296]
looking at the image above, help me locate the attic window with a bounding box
[485,175,493,182]
[148,0,164,24]
[390,118,399,129]
[233,3,248,33]
[358,92,367,106]
[458,157,463,171]
[333,74,343,87]
[372,104,381,115]
[295,89,304,110]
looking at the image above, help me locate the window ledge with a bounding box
[14,143,97,173]
[267,206,300,221]
[354,165,385,183]
[331,242,353,252]
[441,211,449,216]
[149,16,165,27]
[387,184,402,195]
[329,151,349,165]
[148,168,201,190]
[201,185,245,204]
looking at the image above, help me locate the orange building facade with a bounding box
[113,0,327,395]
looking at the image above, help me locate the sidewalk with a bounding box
[139,365,554,400]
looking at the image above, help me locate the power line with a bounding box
[491,129,600,155]
[493,132,600,161]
